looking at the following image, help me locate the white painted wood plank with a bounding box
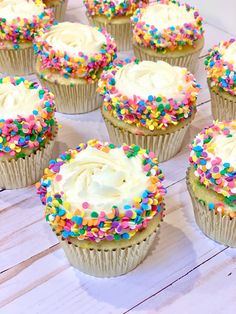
[0,180,226,314]
[128,248,236,314]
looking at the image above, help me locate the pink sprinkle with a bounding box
[55,174,62,182]
[82,202,89,209]
[144,164,151,172]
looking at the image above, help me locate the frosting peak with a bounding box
[140,3,195,31]
[132,0,204,51]
[98,59,200,130]
[51,146,148,213]
[0,0,44,21]
[0,82,39,120]
[205,39,236,96]
[37,140,166,241]
[39,22,107,57]
[115,60,190,101]
[33,22,117,80]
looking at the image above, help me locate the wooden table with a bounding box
[0,1,235,313]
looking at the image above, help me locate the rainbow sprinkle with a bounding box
[205,39,236,96]
[98,58,200,131]
[0,77,56,158]
[0,0,54,48]
[84,0,143,19]
[189,120,236,217]
[36,139,166,241]
[33,22,117,81]
[131,0,204,53]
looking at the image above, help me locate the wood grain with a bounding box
[0,1,235,313]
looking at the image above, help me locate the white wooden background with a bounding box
[0,1,235,314]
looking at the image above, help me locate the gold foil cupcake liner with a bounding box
[208,82,236,121]
[133,42,203,73]
[102,113,194,163]
[38,77,102,114]
[0,125,58,189]
[46,0,68,22]
[186,167,236,247]
[89,16,132,51]
[56,212,163,277]
[0,45,35,76]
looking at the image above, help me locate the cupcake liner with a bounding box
[0,45,35,76]
[0,125,58,189]
[208,82,236,121]
[37,77,102,114]
[89,16,132,51]
[56,212,163,277]
[47,0,68,22]
[133,42,203,73]
[186,167,236,247]
[102,112,195,163]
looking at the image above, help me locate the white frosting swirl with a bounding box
[51,146,148,214]
[41,22,106,56]
[115,60,190,101]
[0,82,39,120]
[140,3,195,31]
[0,0,44,21]
[213,130,236,168]
[221,41,236,71]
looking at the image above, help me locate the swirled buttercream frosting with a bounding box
[0,82,39,120]
[114,60,193,101]
[39,22,107,57]
[0,0,54,47]
[37,140,166,241]
[189,121,236,216]
[0,0,44,21]
[33,22,117,80]
[205,39,236,96]
[98,59,200,130]
[0,77,56,158]
[131,0,204,52]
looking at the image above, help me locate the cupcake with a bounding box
[84,0,143,51]
[131,0,204,73]
[33,22,117,114]
[0,0,54,76]
[37,139,166,277]
[98,59,200,162]
[43,0,68,21]
[187,121,236,247]
[0,77,57,189]
[205,39,236,121]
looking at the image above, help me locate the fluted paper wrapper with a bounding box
[0,46,35,76]
[57,219,161,277]
[38,77,102,114]
[48,0,68,21]
[89,17,132,51]
[0,127,57,189]
[103,114,192,163]
[186,168,236,247]
[208,83,236,121]
[133,43,202,73]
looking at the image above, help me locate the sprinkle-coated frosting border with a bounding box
[131,0,204,52]
[189,120,236,217]
[0,0,54,48]
[33,22,117,81]
[0,77,56,158]
[37,139,166,242]
[205,39,236,96]
[98,58,200,130]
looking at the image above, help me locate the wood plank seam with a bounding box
[123,247,229,314]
